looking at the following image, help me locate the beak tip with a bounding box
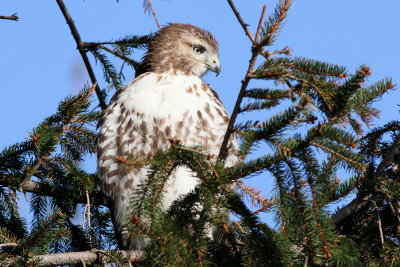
[208,57,221,76]
[214,66,221,77]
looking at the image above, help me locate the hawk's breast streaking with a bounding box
[97,23,239,249]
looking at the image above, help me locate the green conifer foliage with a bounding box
[1,1,399,266]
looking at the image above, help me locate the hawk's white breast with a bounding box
[98,71,237,234]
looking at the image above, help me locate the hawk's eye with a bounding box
[193,45,205,54]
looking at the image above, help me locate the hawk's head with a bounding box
[140,23,221,77]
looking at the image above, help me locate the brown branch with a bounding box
[219,2,269,159]
[239,183,270,208]
[146,0,161,29]
[219,1,292,159]
[331,134,400,225]
[10,250,144,266]
[371,200,384,246]
[257,0,292,49]
[55,0,107,110]
[375,134,400,177]
[218,50,257,159]
[226,0,255,43]
[96,44,140,72]
[19,158,44,192]
[254,5,267,44]
[0,14,19,21]
[308,176,331,258]
[0,178,106,206]
[386,198,400,225]
[331,194,371,226]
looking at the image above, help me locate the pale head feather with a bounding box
[138,23,220,77]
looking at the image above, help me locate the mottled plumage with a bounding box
[97,23,239,249]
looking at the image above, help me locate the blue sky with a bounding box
[2,1,400,226]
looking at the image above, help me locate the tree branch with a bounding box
[0,14,19,21]
[375,134,400,177]
[0,178,105,206]
[145,0,161,29]
[256,0,291,49]
[55,0,107,110]
[218,53,257,160]
[96,44,140,72]
[371,200,385,246]
[331,134,400,225]
[226,0,255,43]
[0,243,18,248]
[331,194,373,225]
[218,2,267,159]
[12,250,143,266]
[254,5,267,44]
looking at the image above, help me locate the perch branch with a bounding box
[55,0,107,110]
[9,250,144,266]
[0,243,18,248]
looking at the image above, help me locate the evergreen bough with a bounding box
[1,0,399,266]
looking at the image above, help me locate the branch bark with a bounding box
[0,14,19,21]
[226,0,255,43]
[17,250,143,266]
[332,134,400,225]
[0,178,105,206]
[55,0,107,110]
[219,1,292,159]
[218,3,266,159]
[331,194,373,225]
[96,44,140,71]
[145,0,161,29]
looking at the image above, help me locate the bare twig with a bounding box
[83,190,92,244]
[7,250,144,266]
[254,5,267,44]
[0,178,105,206]
[226,0,255,43]
[97,44,140,71]
[55,0,107,110]
[219,2,268,159]
[218,52,257,159]
[0,14,19,21]
[145,0,161,29]
[219,1,293,159]
[256,0,292,49]
[371,200,384,246]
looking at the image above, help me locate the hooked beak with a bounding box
[208,56,221,76]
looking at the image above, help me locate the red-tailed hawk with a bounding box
[97,23,239,249]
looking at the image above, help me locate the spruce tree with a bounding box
[1,1,399,266]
